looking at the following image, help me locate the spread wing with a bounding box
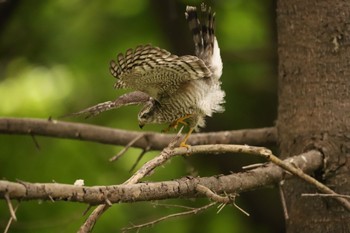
[110,44,212,100]
[64,91,150,118]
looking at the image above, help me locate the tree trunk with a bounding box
[276,0,350,232]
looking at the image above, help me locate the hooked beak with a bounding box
[139,123,144,129]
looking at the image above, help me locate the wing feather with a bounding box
[65,91,150,118]
[110,45,211,99]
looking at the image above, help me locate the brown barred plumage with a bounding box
[70,4,224,147]
[110,44,212,99]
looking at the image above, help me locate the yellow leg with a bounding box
[175,114,192,127]
[162,114,192,132]
[179,127,194,148]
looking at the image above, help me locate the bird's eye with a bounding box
[141,113,147,119]
[140,112,150,119]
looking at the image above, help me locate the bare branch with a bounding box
[0,150,323,204]
[0,117,276,150]
[78,128,184,233]
[121,202,216,232]
[301,193,350,199]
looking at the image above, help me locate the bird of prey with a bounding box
[71,4,225,147]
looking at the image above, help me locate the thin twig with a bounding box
[242,163,265,170]
[151,202,196,210]
[30,133,41,150]
[109,134,144,162]
[196,184,231,204]
[216,203,226,214]
[232,202,250,217]
[279,182,289,220]
[301,193,350,199]
[121,202,216,232]
[3,204,19,233]
[77,204,109,233]
[82,205,92,216]
[4,193,17,221]
[196,184,249,216]
[128,147,150,173]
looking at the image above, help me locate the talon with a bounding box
[179,142,192,155]
[180,142,191,156]
[176,114,192,126]
[180,142,191,148]
[162,114,192,133]
[179,127,194,150]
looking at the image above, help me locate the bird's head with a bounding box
[138,99,158,129]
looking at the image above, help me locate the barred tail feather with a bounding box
[185,4,215,63]
[185,3,222,79]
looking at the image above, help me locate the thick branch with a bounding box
[0,150,322,204]
[0,117,276,150]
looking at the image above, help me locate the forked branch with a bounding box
[78,130,184,233]
[0,149,323,204]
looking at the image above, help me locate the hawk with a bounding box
[71,4,225,147]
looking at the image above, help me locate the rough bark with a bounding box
[0,151,322,204]
[277,0,350,232]
[0,117,277,150]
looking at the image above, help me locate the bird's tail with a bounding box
[185,4,222,79]
[185,4,215,64]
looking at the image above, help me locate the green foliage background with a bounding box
[0,0,280,232]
